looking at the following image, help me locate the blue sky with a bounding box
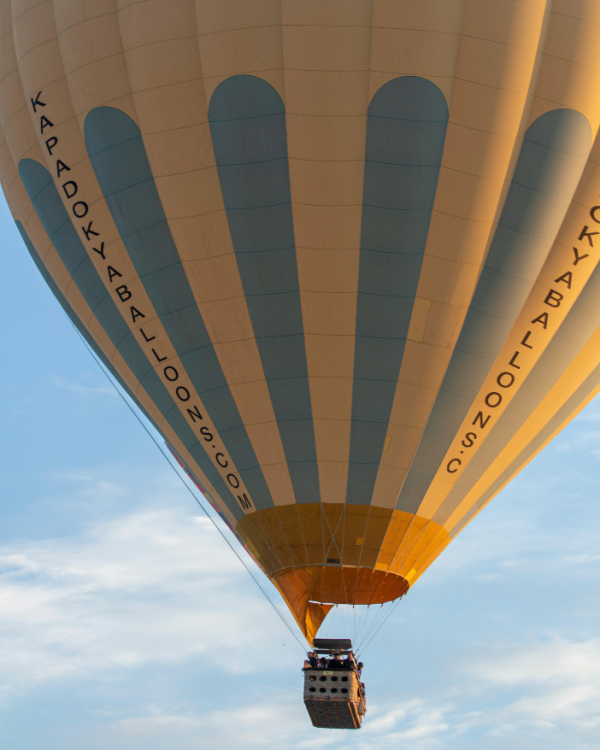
[2,194,600,750]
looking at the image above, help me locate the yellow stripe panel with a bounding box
[435,131,600,530]
[371,0,551,507]
[445,322,600,537]
[417,6,600,522]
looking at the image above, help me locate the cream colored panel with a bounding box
[10,0,261,517]
[196,0,280,35]
[284,69,367,117]
[53,0,114,34]
[284,0,371,27]
[196,21,283,101]
[530,4,600,126]
[371,0,551,508]
[115,0,296,506]
[445,326,600,537]
[414,5,600,521]
[420,127,600,523]
[50,0,135,123]
[372,0,464,34]
[282,3,371,504]
[369,0,464,103]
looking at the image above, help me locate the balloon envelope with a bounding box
[3,0,600,641]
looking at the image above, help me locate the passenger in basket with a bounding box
[329,654,342,668]
[356,661,364,678]
[309,652,319,668]
[319,657,328,668]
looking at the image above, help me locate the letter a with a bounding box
[554,271,572,289]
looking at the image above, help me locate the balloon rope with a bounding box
[357,595,405,658]
[68,322,309,653]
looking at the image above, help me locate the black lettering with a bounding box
[555,271,572,289]
[82,221,99,240]
[237,494,252,510]
[187,405,203,422]
[107,265,122,283]
[40,115,54,133]
[472,411,490,429]
[72,201,88,218]
[92,242,105,259]
[130,306,145,322]
[56,160,70,178]
[485,392,502,408]
[164,366,178,381]
[200,426,213,441]
[62,180,77,199]
[509,351,521,369]
[544,289,563,308]
[578,225,599,246]
[521,330,534,347]
[175,386,190,401]
[45,136,58,155]
[227,473,240,489]
[531,313,548,329]
[590,206,600,224]
[30,91,46,113]
[461,432,477,448]
[140,327,155,342]
[215,453,228,468]
[497,371,515,388]
[447,458,461,474]
[573,246,590,265]
[115,285,131,302]
[151,348,167,362]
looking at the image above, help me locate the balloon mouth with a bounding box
[272,565,409,643]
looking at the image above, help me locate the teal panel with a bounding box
[347,77,448,505]
[18,158,244,521]
[209,75,320,504]
[84,106,274,512]
[397,108,592,513]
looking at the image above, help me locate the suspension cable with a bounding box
[68,321,308,653]
[357,595,405,658]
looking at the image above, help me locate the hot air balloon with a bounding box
[3,0,600,651]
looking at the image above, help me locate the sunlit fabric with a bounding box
[3,0,600,642]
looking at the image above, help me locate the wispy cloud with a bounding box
[0,474,297,704]
[472,637,600,726]
[53,376,117,397]
[2,458,600,749]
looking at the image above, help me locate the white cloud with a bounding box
[71,696,462,750]
[2,462,600,749]
[0,469,300,704]
[472,638,600,729]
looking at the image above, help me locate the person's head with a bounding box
[334,654,340,660]
[357,662,363,669]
